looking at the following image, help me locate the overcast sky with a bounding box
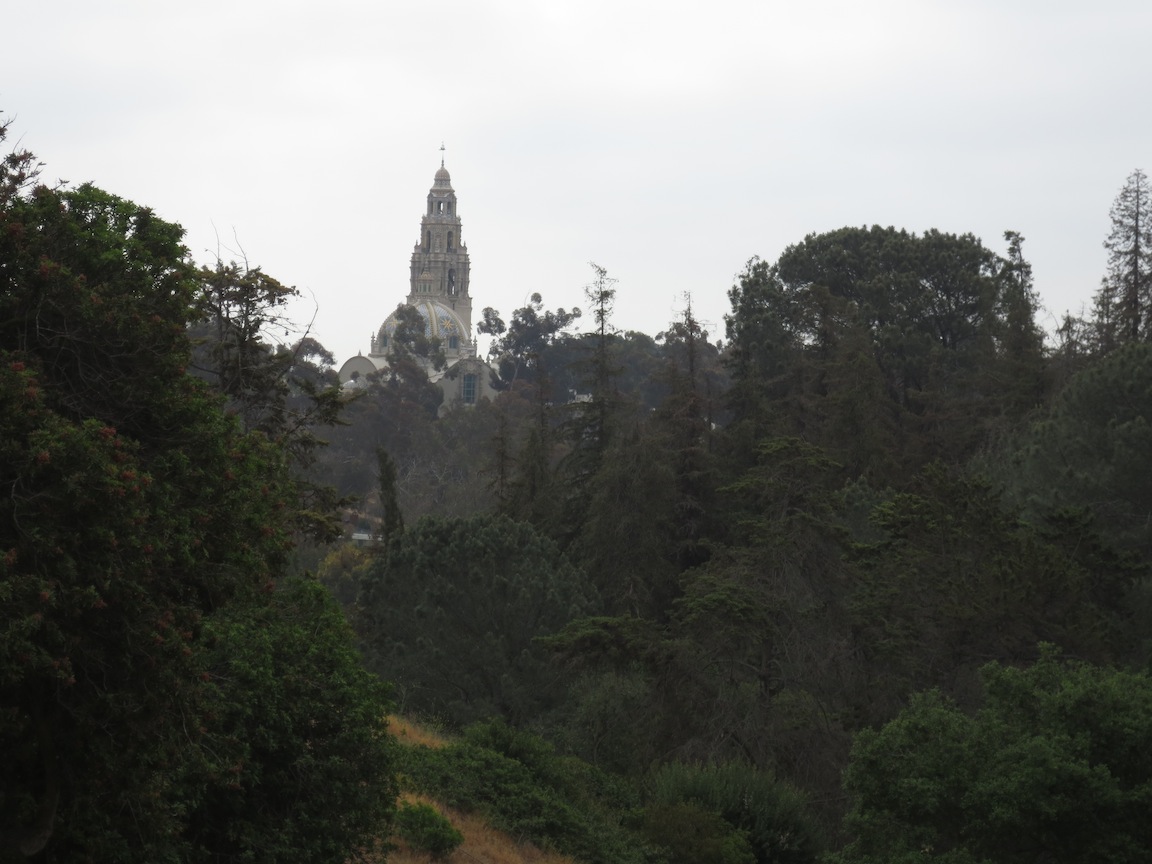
[5,1,1151,363]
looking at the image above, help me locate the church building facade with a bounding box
[337,158,497,410]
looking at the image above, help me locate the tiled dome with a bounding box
[375,300,467,350]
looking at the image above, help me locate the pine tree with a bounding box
[555,264,621,545]
[577,261,620,478]
[1094,169,1152,347]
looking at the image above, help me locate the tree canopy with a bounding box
[357,513,598,726]
[835,651,1152,864]
[0,122,394,863]
[725,226,1045,482]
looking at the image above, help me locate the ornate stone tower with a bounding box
[408,155,472,337]
[340,153,496,409]
[365,155,474,359]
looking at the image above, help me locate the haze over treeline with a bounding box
[4,113,1152,864]
[7,2,1152,365]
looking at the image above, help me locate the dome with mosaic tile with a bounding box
[373,300,468,353]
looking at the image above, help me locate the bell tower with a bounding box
[409,148,472,336]
[339,151,495,409]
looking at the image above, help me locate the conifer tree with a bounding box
[656,298,715,572]
[996,231,1046,414]
[376,446,404,548]
[1094,168,1152,348]
[562,263,619,489]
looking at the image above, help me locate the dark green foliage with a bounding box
[394,802,463,859]
[574,425,680,617]
[2,181,200,435]
[1005,340,1152,559]
[389,302,447,371]
[646,761,820,864]
[835,651,1152,864]
[667,439,856,780]
[849,466,1125,718]
[357,513,598,726]
[376,446,404,548]
[547,305,723,619]
[640,802,755,864]
[997,231,1047,416]
[192,258,299,433]
[503,414,558,525]
[548,666,663,775]
[310,373,432,509]
[191,260,350,542]
[582,262,618,443]
[191,256,350,543]
[0,126,394,862]
[539,441,856,795]
[0,176,291,861]
[553,265,624,544]
[399,721,653,864]
[187,578,396,864]
[724,228,1045,482]
[311,357,510,524]
[654,300,719,573]
[539,616,675,778]
[18,103,1136,864]
[480,292,582,386]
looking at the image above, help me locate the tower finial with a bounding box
[440,141,445,168]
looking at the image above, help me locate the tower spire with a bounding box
[440,141,445,168]
[411,157,470,338]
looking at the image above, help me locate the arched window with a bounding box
[447,231,454,251]
[449,335,459,350]
[448,268,456,294]
[438,201,445,214]
[462,373,477,405]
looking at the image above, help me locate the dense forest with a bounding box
[5,112,1152,864]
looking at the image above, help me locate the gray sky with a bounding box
[5,1,1150,363]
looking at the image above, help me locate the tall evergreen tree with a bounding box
[655,299,716,572]
[1094,168,1152,348]
[568,262,620,483]
[375,446,404,548]
[553,264,622,547]
[995,231,1047,416]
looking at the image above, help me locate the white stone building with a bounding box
[337,158,498,411]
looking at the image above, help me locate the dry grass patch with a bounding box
[388,715,452,749]
[380,716,579,864]
[386,793,577,864]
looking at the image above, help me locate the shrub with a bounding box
[641,801,755,864]
[394,801,463,859]
[647,761,819,864]
[398,721,652,864]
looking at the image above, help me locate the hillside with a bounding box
[381,718,578,864]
